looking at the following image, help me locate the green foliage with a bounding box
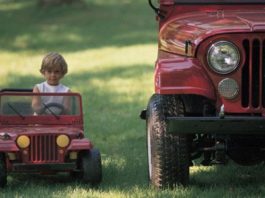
[1,0,265,197]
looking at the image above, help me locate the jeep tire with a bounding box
[81,149,102,185]
[146,94,189,188]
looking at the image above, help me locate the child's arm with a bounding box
[32,86,42,113]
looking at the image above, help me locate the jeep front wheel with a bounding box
[80,149,102,185]
[146,94,189,188]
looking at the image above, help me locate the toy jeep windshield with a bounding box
[0,89,102,187]
[141,0,265,188]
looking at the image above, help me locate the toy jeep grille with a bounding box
[29,134,59,163]
[241,37,265,109]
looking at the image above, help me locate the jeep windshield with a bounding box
[0,92,83,125]
[174,0,265,3]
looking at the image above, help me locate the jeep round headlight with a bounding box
[207,41,240,74]
[17,135,30,149]
[56,135,70,148]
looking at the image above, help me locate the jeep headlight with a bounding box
[207,41,240,74]
[56,135,70,148]
[17,135,30,149]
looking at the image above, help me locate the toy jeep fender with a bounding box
[0,89,102,187]
[141,0,265,188]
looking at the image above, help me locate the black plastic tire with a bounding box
[146,94,189,188]
[81,149,102,185]
[0,154,7,188]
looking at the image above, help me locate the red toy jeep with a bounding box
[141,0,265,188]
[0,89,102,187]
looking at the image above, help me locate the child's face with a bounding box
[43,67,64,85]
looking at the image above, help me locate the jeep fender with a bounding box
[68,139,93,151]
[154,57,216,100]
[0,141,19,152]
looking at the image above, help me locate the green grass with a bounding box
[1,1,265,197]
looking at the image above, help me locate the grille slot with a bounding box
[242,38,265,108]
[29,134,59,163]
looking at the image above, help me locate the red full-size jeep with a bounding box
[141,0,265,188]
[0,89,102,187]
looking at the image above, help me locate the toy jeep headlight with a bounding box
[17,135,30,149]
[56,135,70,148]
[207,41,240,74]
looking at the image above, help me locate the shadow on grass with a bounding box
[190,162,265,189]
[0,0,157,53]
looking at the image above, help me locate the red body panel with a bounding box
[155,3,265,114]
[68,139,93,150]
[159,7,265,56]
[155,56,215,100]
[0,141,19,152]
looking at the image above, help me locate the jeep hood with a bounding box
[160,10,265,56]
[0,126,83,139]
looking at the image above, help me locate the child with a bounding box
[32,52,71,114]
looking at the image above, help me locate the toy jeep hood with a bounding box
[160,10,265,56]
[0,126,83,137]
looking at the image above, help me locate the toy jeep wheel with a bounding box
[147,94,189,188]
[0,154,7,187]
[80,149,102,185]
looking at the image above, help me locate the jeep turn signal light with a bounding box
[16,135,30,149]
[69,152,77,159]
[218,78,239,99]
[7,153,16,160]
[56,135,70,148]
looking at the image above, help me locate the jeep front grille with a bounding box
[242,38,265,108]
[29,134,59,163]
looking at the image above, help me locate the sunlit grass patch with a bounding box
[0,0,33,11]
[67,44,157,71]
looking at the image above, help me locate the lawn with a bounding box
[1,0,265,197]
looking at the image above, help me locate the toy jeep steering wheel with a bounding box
[40,102,65,115]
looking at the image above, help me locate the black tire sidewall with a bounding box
[146,94,190,188]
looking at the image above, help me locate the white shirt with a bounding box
[35,81,70,105]
[36,81,69,93]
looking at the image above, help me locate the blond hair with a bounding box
[40,52,68,75]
